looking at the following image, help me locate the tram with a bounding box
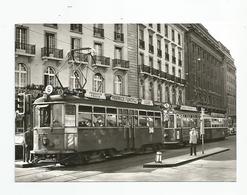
[162,105,227,146]
[31,90,164,165]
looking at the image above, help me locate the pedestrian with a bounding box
[24,129,33,163]
[189,127,198,156]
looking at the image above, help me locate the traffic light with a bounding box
[17,93,25,114]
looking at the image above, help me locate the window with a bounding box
[165,86,170,103]
[114,75,123,95]
[158,60,161,71]
[45,32,55,49]
[94,42,103,56]
[178,50,181,60]
[157,24,161,32]
[93,73,104,92]
[149,56,153,67]
[157,39,161,49]
[15,63,28,87]
[149,34,153,45]
[44,66,57,86]
[115,47,122,59]
[65,104,76,127]
[172,29,175,41]
[164,24,168,37]
[165,43,169,53]
[52,104,63,127]
[178,33,181,45]
[178,90,183,105]
[172,47,175,56]
[157,84,161,102]
[114,24,123,33]
[139,53,144,65]
[70,24,82,33]
[165,64,169,73]
[139,111,147,127]
[40,105,50,127]
[139,28,144,40]
[15,26,27,49]
[70,71,81,89]
[149,82,153,100]
[71,37,81,50]
[172,87,176,105]
[149,24,153,28]
[178,69,181,78]
[140,79,145,99]
[78,105,92,127]
[172,67,176,76]
[106,108,117,127]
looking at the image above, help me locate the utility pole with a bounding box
[200,108,205,154]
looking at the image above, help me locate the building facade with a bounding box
[218,42,236,125]
[184,24,226,113]
[15,24,132,98]
[137,24,186,106]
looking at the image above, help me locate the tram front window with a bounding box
[39,105,50,127]
[52,104,63,127]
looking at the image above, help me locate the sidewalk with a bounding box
[143,147,229,168]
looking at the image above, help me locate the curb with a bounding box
[143,148,230,168]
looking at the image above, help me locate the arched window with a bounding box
[114,75,123,95]
[93,73,104,92]
[70,71,81,89]
[172,87,177,105]
[165,86,170,103]
[140,79,145,99]
[44,66,57,86]
[178,89,183,105]
[15,63,28,87]
[149,82,153,100]
[157,84,161,102]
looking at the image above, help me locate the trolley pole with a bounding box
[200,108,205,154]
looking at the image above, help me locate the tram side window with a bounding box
[78,105,92,127]
[40,106,50,127]
[118,109,128,126]
[52,104,63,127]
[154,117,161,127]
[107,108,117,127]
[93,107,105,127]
[168,115,174,128]
[204,119,211,127]
[139,111,147,127]
[65,104,76,127]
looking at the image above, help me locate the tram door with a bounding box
[125,115,135,151]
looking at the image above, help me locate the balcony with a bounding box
[139,39,145,50]
[157,49,162,58]
[178,59,182,66]
[152,68,160,77]
[149,44,154,54]
[41,47,63,60]
[112,59,129,70]
[170,75,176,81]
[165,53,169,61]
[175,77,182,83]
[114,32,124,42]
[69,52,88,64]
[93,27,104,38]
[160,71,168,79]
[139,64,151,74]
[15,42,35,57]
[92,55,110,68]
[172,56,176,64]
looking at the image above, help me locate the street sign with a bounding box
[45,85,53,95]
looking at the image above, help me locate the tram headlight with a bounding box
[42,136,49,146]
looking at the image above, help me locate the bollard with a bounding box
[155,151,162,163]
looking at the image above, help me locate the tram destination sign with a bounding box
[85,91,106,99]
[180,105,197,112]
[110,94,138,104]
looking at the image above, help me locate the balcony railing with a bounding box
[15,42,35,55]
[172,56,176,64]
[160,71,167,79]
[170,75,176,81]
[41,47,63,59]
[112,59,129,70]
[114,32,124,42]
[152,68,160,77]
[140,64,151,74]
[165,53,169,61]
[94,27,104,38]
[149,44,154,54]
[93,55,110,66]
[157,49,162,57]
[181,79,186,85]
[139,39,145,49]
[178,59,182,66]
[175,77,182,83]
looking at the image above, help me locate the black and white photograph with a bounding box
[1,0,247,195]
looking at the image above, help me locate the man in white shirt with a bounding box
[189,127,199,156]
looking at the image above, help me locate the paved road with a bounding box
[15,135,236,182]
